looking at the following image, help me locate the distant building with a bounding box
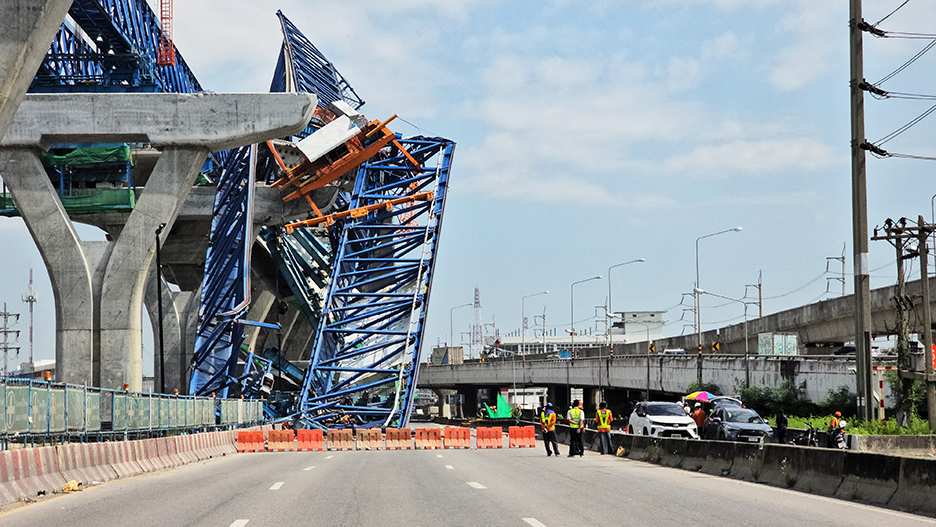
[494,310,667,356]
[8,359,55,380]
[429,346,464,365]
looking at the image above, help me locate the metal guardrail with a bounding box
[1,378,263,447]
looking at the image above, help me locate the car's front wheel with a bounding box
[717,430,727,441]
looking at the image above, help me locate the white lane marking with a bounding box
[445,465,454,470]
[467,481,486,489]
[303,466,314,471]
[269,482,284,491]
[229,521,249,527]
[326,455,334,459]
[436,454,443,458]
[523,519,547,527]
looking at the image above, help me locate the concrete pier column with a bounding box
[0,148,95,384]
[98,147,208,390]
[0,0,72,138]
[144,270,199,394]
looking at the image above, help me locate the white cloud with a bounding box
[701,32,746,61]
[768,3,839,91]
[666,57,703,92]
[664,139,839,176]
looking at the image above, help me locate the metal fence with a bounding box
[1,378,263,446]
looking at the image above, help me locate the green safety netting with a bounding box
[484,393,513,419]
[0,188,136,217]
[39,145,131,166]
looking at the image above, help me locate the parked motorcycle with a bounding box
[831,421,847,450]
[788,421,819,447]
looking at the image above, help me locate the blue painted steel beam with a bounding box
[298,136,455,428]
[189,145,256,396]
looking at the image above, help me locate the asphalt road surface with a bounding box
[1,440,934,527]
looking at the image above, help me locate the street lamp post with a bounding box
[695,227,742,352]
[695,288,752,387]
[450,303,472,356]
[607,259,645,348]
[155,222,167,394]
[521,291,549,358]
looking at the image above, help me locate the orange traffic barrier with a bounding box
[443,427,470,449]
[297,429,324,451]
[385,428,413,450]
[237,431,250,453]
[237,430,264,453]
[327,429,354,451]
[478,427,503,449]
[414,428,442,449]
[268,430,295,452]
[508,426,536,448]
[357,428,383,450]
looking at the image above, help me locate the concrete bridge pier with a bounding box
[144,270,199,394]
[0,92,316,390]
[0,149,95,385]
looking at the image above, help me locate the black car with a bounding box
[702,406,774,442]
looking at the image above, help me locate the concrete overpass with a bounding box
[417,354,906,415]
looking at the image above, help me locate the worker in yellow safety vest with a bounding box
[595,401,613,455]
[566,399,585,457]
[540,403,559,457]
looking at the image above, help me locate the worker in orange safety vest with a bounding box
[595,401,613,455]
[540,402,559,457]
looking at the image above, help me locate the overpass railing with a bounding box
[0,377,263,448]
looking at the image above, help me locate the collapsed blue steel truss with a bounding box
[189,146,255,397]
[32,0,201,93]
[299,136,455,428]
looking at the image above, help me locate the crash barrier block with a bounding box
[327,429,354,451]
[415,428,442,449]
[833,451,898,505]
[889,456,936,515]
[508,426,536,448]
[356,428,383,450]
[134,439,158,472]
[0,447,65,501]
[658,438,687,469]
[678,437,707,471]
[237,430,264,453]
[758,444,844,495]
[698,440,734,476]
[728,442,764,482]
[267,430,295,452]
[297,429,324,451]
[444,427,470,449]
[176,435,197,464]
[385,428,413,450]
[477,427,503,449]
[106,440,143,478]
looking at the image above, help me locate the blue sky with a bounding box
[2,0,935,371]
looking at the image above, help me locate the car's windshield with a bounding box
[645,403,686,417]
[724,409,764,424]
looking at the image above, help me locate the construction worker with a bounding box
[567,399,585,457]
[540,403,559,457]
[595,401,613,455]
[828,411,842,444]
[692,403,706,437]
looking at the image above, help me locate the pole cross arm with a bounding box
[1,93,317,151]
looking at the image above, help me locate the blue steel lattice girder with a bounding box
[31,0,202,94]
[189,145,256,396]
[299,136,455,428]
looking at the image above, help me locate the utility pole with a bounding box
[872,216,936,431]
[0,303,21,377]
[916,216,936,431]
[22,268,37,366]
[850,0,874,421]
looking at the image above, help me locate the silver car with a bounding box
[627,401,699,439]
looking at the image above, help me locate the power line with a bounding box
[873,38,936,85]
[874,0,911,26]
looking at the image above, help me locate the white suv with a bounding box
[627,401,699,439]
